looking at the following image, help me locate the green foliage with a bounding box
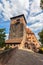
[4,45,12,50]
[39,46,43,54]
[4,45,9,50]
[0,28,6,48]
[40,0,43,9]
[38,29,43,44]
[41,0,43,2]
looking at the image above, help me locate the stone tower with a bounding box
[9,14,26,39]
[5,14,40,51]
[8,14,27,48]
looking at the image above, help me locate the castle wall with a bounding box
[5,14,40,52]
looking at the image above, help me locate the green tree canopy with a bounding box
[40,0,43,9]
[0,28,6,48]
[41,0,43,2]
[38,29,43,44]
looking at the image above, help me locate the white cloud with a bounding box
[0,0,43,39]
[5,34,9,40]
[29,21,43,30]
[30,0,41,15]
[28,12,43,32]
[0,0,29,21]
[27,0,43,33]
[0,3,3,12]
[27,12,43,24]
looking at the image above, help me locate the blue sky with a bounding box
[0,0,43,40]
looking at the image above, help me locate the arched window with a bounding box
[25,42,29,48]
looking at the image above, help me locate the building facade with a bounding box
[25,28,40,52]
[5,14,26,48]
[5,14,40,52]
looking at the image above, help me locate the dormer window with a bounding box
[15,22,20,25]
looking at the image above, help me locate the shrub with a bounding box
[39,46,43,54]
[4,45,9,50]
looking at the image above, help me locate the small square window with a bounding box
[16,19,20,22]
[33,40,35,42]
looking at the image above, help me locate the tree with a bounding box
[41,0,43,2]
[38,29,43,44]
[40,0,43,9]
[0,28,6,48]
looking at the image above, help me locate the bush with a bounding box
[4,46,9,50]
[39,46,43,54]
[4,45,12,50]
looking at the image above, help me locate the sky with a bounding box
[0,0,43,40]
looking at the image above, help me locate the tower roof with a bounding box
[10,14,27,24]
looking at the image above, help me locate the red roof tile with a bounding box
[5,38,22,44]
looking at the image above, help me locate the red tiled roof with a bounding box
[5,38,22,44]
[26,28,34,34]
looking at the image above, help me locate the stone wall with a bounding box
[9,16,26,39]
